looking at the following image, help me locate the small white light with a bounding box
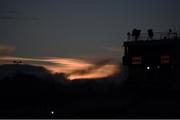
[147,66,150,70]
[51,110,54,115]
[157,66,160,69]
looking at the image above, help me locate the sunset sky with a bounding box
[0,0,180,79]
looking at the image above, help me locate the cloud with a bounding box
[67,59,118,77]
[0,16,40,21]
[0,44,15,56]
[68,64,120,80]
[0,56,120,80]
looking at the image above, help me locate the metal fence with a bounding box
[127,32,179,41]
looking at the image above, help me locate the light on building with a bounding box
[161,55,170,64]
[132,56,142,65]
[51,110,54,115]
[146,66,150,70]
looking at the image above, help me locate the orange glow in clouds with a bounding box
[68,64,119,80]
[0,56,120,80]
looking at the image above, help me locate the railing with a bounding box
[127,32,180,41]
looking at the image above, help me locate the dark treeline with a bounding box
[0,64,179,118]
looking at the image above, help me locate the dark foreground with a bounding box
[0,64,180,118]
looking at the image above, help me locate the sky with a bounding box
[0,0,180,79]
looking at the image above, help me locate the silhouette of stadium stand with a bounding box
[123,29,180,89]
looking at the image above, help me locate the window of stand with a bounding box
[161,55,170,64]
[132,56,142,65]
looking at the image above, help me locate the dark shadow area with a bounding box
[0,62,179,119]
